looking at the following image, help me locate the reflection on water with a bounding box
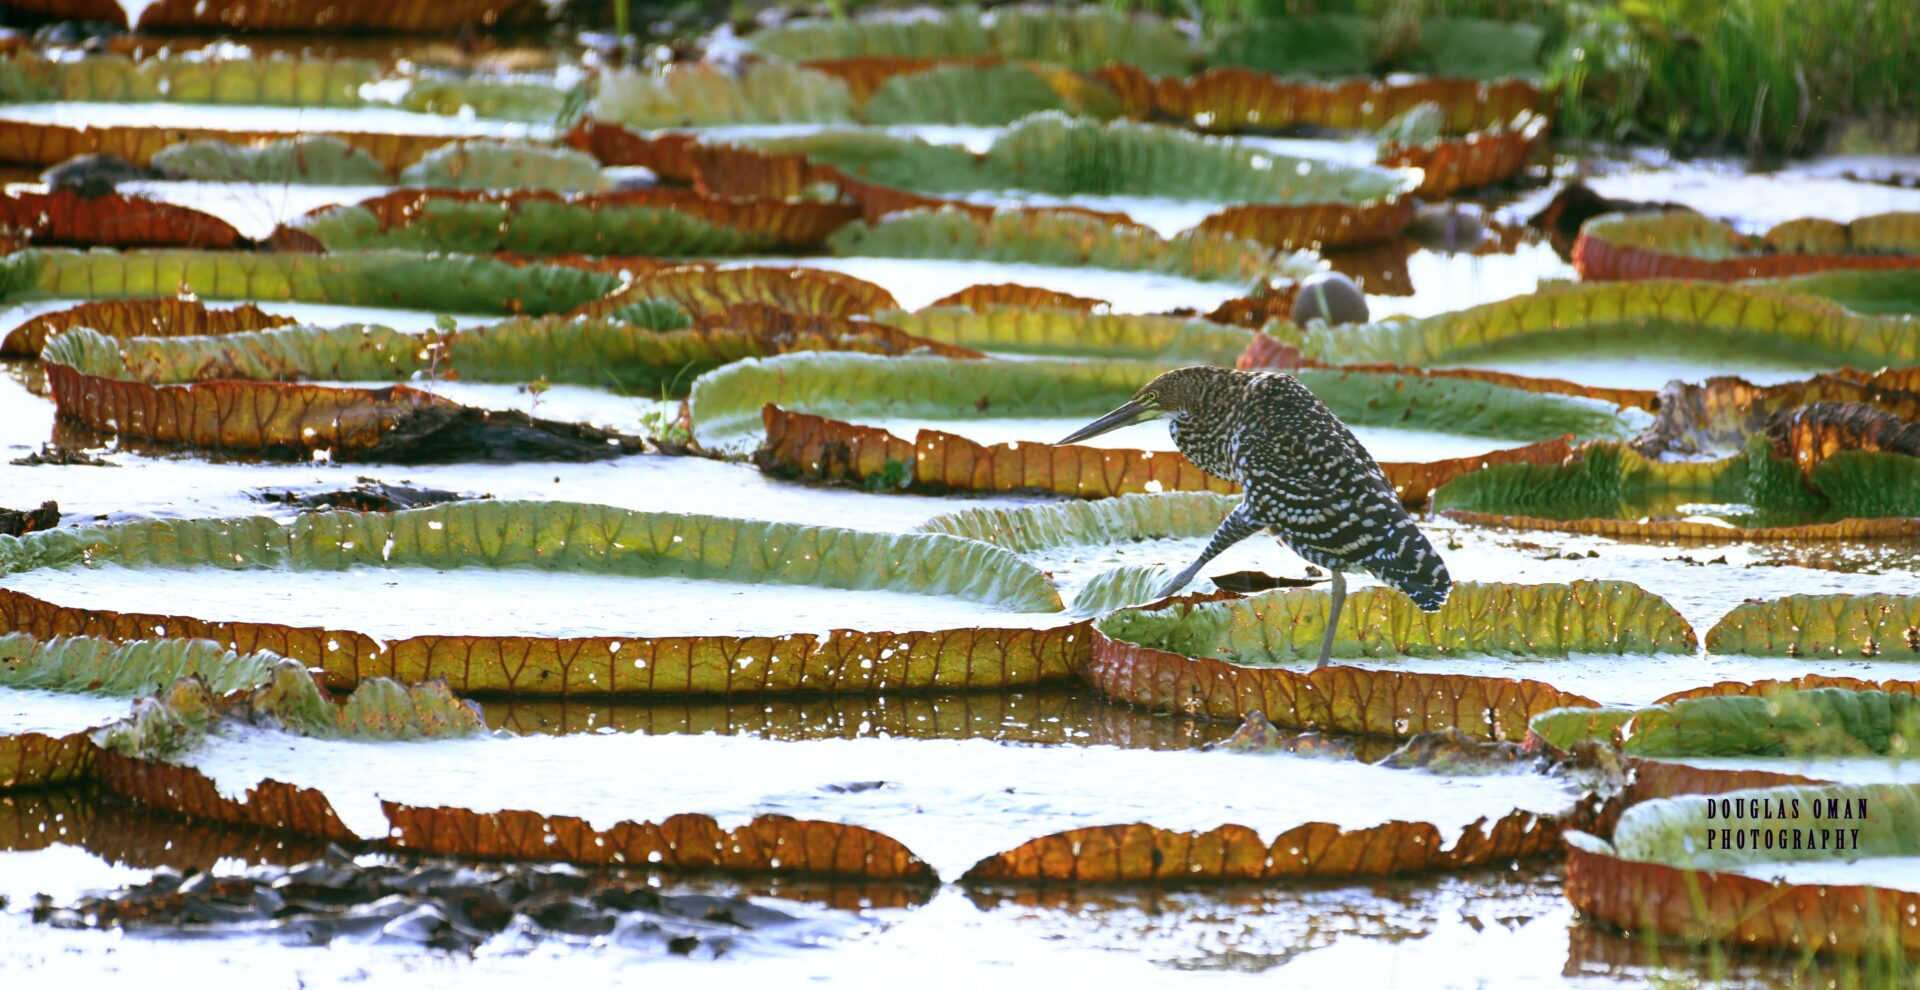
[483,689,1403,761]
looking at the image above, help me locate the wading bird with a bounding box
[1058,367,1452,667]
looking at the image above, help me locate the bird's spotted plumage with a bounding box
[1057,365,1450,666]
[1156,368,1450,609]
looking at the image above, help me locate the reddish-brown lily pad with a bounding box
[384,802,934,881]
[0,588,1086,697]
[1380,111,1549,199]
[1103,65,1543,135]
[0,119,455,172]
[927,283,1110,312]
[0,729,97,790]
[0,189,245,250]
[758,405,1579,506]
[963,811,1564,883]
[92,747,358,839]
[1575,211,1920,281]
[1,297,296,357]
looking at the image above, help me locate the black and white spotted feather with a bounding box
[1161,368,1451,608]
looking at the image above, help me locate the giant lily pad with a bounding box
[0,501,1076,696]
[1566,784,1920,955]
[826,206,1303,284]
[0,50,379,106]
[861,61,1118,126]
[1103,64,1542,136]
[1532,688,1920,758]
[0,632,279,789]
[1086,581,1693,738]
[593,62,856,130]
[1707,594,1920,659]
[1575,211,1920,282]
[294,188,860,255]
[1379,111,1548,198]
[694,353,1636,503]
[0,189,247,249]
[756,113,1419,249]
[1295,279,1920,373]
[0,296,295,357]
[1434,437,1920,536]
[42,306,962,406]
[873,305,1251,362]
[159,727,1579,881]
[752,7,1194,77]
[0,248,619,316]
[0,119,457,172]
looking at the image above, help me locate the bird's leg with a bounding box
[1316,570,1346,669]
[1156,503,1262,598]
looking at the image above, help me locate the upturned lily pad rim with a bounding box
[689,351,1641,455]
[0,500,1065,614]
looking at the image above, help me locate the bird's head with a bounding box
[1055,366,1235,445]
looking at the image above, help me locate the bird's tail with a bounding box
[1364,524,1452,612]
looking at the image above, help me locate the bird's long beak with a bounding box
[1056,400,1158,445]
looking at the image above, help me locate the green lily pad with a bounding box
[0,248,618,316]
[827,206,1318,285]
